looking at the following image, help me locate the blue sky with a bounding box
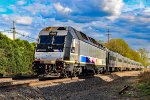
[0,0,150,51]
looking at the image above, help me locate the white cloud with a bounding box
[147,26,150,29]
[1,14,10,21]
[123,0,146,12]
[121,15,136,22]
[48,19,85,30]
[24,3,52,15]
[107,16,119,21]
[120,13,150,23]
[144,8,150,13]
[139,17,150,23]
[102,0,124,16]
[53,3,72,14]
[15,16,32,25]
[126,38,150,50]
[17,0,26,5]
[96,0,124,21]
[8,5,18,12]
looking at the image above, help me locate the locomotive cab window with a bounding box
[37,35,65,52]
[53,36,65,44]
[39,35,53,44]
[39,35,65,44]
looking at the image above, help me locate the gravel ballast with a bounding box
[0,71,142,100]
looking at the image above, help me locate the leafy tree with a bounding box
[129,49,141,62]
[138,48,149,66]
[0,33,35,76]
[106,39,131,57]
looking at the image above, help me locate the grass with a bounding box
[137,82,150,96]
[120,70,150,98]
[139,69,150,84]
[137,69,150,96]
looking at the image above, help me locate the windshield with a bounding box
[39,35,65,44]
[53,36,65,44]
[40,35,53,44]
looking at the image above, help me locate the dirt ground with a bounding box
[0,71,149,100]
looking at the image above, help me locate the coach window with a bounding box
[113,57,116,61]
[109,56,112,60]
[118,59,122,62]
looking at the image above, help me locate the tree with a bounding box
[107,39,131,57]
[138,48,149,67]
[129,49,141,62]
[0,33,35,76]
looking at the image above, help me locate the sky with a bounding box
[0,0,150,51]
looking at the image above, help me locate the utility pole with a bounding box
[12,21,16,40]
[1,21,35,41]
[107,29,110,49]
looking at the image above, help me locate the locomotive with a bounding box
[32,27,144,77]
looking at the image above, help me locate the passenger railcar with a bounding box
[107,51,144,71]
[32,26,144,77]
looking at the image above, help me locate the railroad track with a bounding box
[0,77,81,89]
[0,73,95,88]
[0,71,140,89]
[0,78,12,82]
[0,82,29,89]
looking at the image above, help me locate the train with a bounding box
[32,27,144,77]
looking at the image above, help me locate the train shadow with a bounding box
[36,73,140,99]
[35,74,124,99]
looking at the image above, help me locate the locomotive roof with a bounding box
[68,27,106,50]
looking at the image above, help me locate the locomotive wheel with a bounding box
[61,70,68,78]
[72,71,77,77]
[64,72,68,78]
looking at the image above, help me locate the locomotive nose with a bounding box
[34,52,64,62]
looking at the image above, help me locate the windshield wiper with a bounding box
[52,44,64,46]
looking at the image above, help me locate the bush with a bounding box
[137,69,150,96]
[139,69,150,85]
[0,33,35,76]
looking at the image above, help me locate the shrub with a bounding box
[139,69,150,85]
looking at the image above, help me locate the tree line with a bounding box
[0,33,35,76]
